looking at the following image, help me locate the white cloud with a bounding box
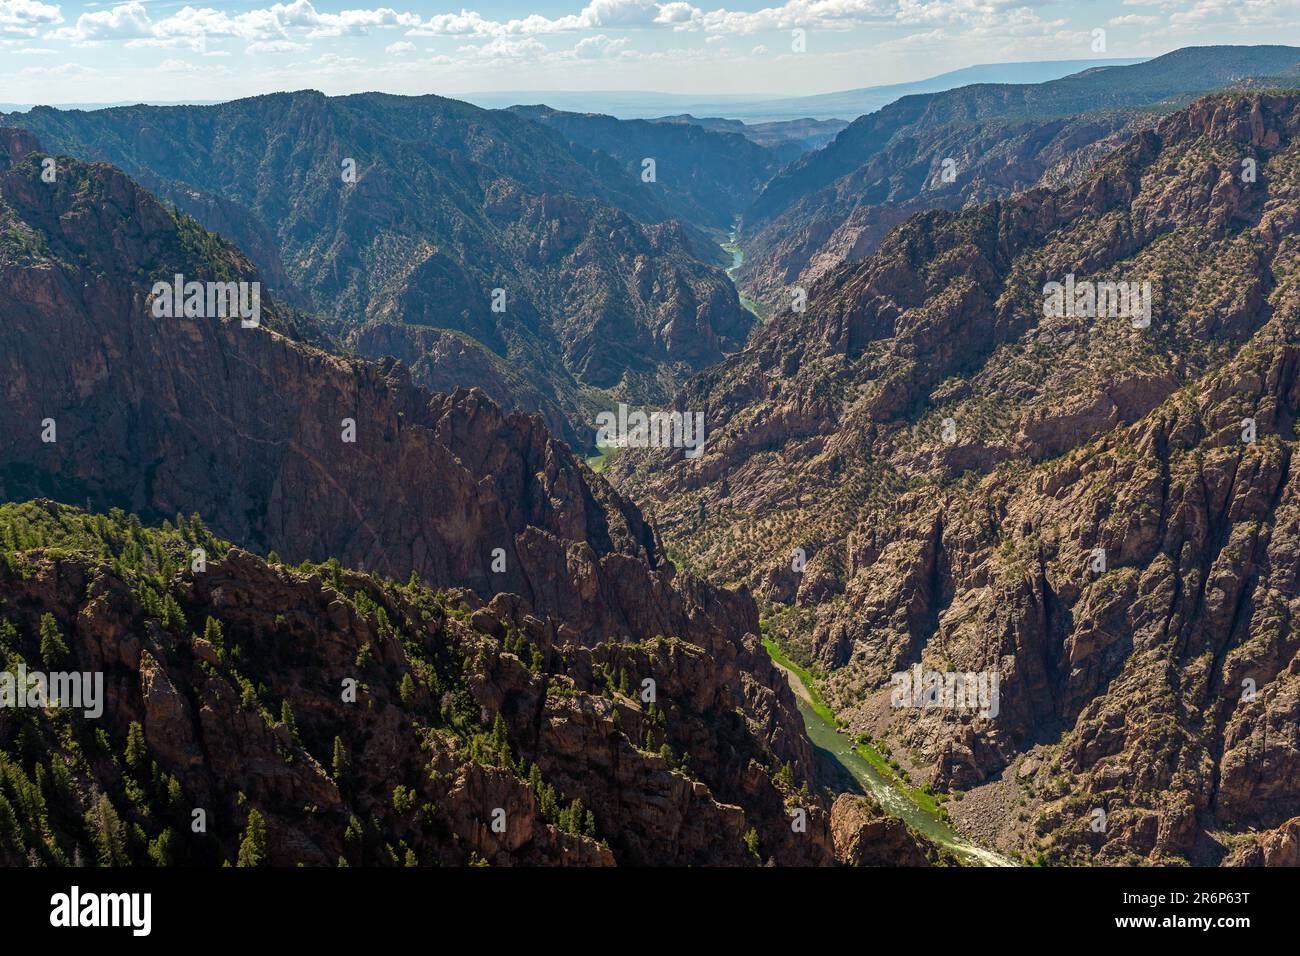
[407,0,902,39]
[583,0,660,27]
[655,3,697,25]
[1108,13,1161,25]
[27,0,1270,53]
[48,1,151,43]
[246,39,306,53]
[871,27,949,51]
[1170,0,1300,29]
[0,0,61,39]
[47,0,422,47]
[572,33,628,57]
[306,52,365,71]
[18,60,98,76]
[27,0,1300,61]
[385,40,415,53]
[304,5,421,39]
[396,0,1096,40]
[457,36,548,59]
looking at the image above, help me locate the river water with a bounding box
[778,663,1016,867]
[722,225,768,323]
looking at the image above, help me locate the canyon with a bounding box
[4,46,1300,869]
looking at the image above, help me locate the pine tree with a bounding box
[399,673,416,706]
[778,762,795,789]
[331,736,351,793]
[203,616,225,655]
[539,782,556,820]
[149,828,177,866]
[124,721,146,770]
[0,617,17,652]
[566,798,584,835]
[280,701,299,742]
[343,815,363,863]
[87,794,128,866]
[0,792,21,852]
[236,809,268,867]
[38,613,69,666]
[49,758,74,806]
[490,714,511,767]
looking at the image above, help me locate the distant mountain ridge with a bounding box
[460,59,1144,122]
[648,115,849,163]
[739,44,1300,304]
[3,91,769,449]
[725,58,1148,122]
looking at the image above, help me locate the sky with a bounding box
[1,0,1298,104]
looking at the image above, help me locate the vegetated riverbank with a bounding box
[584,443,624,474]
[722,226,769,323]
[762,636,1016,867]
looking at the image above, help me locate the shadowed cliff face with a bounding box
[3,92,757,450]
[0,137,657,633]
[614,93,1300,864]
[509,105,784,232]
[0,137,863,865]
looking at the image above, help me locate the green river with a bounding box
[721,225,768,322]
[775,660,1016,867]
[720,226,1009,866]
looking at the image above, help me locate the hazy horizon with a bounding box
[0,55,1149,121]
[1,1,1297,106]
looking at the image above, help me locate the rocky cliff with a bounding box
[0,501,835,865]
[0,135,854,864]
[614,92,1300,865]
[511,105,783,233]
[4,93,755,449]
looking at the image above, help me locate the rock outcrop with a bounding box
[615,92,1300,864]
[1224,818,1300,866]
[831,793,949,866]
